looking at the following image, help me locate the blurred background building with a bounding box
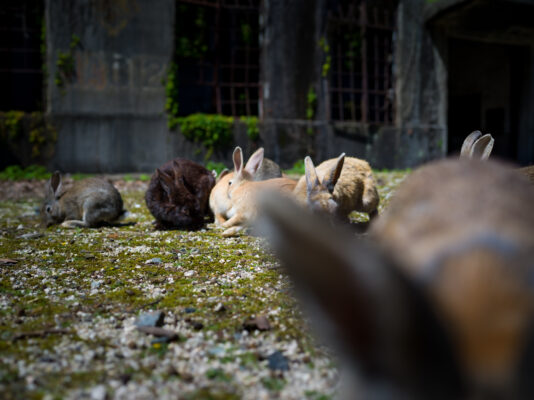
[1,0,533,172]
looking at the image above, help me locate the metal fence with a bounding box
[326,0,397,124]
[176,0,260,117]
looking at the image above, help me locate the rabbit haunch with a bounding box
[209,146,284,227]
[145,159,215,230]
[293,153,379,220]
[41,172,125,228]
[258,158,534,399]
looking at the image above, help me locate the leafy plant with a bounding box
[0,165,51,181]
[241,116,259,142]
[165,63,180,129]
[205,161,228,176]
[176,114,234,159]
[55,34,81,90]
[284,159,305,175]
[318,37,331,78]
[3,111,24,140]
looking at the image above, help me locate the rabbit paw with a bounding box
[61,220,89,228]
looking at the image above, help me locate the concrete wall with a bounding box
[47,0,175,172]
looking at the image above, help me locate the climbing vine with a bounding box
[306,87,317,135]
[55,34,81,91]
[0,112,57,161]
[318,37,331,78]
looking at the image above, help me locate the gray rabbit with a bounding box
[41,171,125,228]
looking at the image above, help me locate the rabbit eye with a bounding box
[228,180,233,186]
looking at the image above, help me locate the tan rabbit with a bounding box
[41,172,125,228]
[209,147,283,226]
[293,153,379,220]
[209,169,234,225]
[460,130,494,160]
[220,147,296,237]
[258,158,534,399]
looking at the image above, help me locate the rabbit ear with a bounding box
[324,153,345,193]
[232,147,244,177]
[217,168,231,182]
[460,131,482,158]
[305,156,320,196]
[50,171,62,197]
[471,134,494,160]
[172,161,184,181]
[244,148,264,176]
[256,192,463,396]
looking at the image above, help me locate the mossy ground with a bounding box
[0,171,407,399]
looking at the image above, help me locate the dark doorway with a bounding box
[447,38,528,162]
[0,0,44,111]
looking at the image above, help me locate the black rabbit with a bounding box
[145,159,215,230]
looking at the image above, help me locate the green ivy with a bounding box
[241,116,259,142]
[318,37,331,78]
[306,87,317,135]
[176,113,234,159]
[165,63,180,129]
[3,111,25,140]
[55,34,81,91]
[284,159,305,175]
[0,111,57,161]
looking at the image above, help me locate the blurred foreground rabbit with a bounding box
[209,146,284,227]
[293,153,379,220]
[41,172,125,228]
[258,158,534,399]
[145,159,215,230]
[220,147,296,237]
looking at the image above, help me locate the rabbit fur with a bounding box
[258,158,534,399]
[220,146,296,237]
[41,172,124,228]
[145,158,215,230]
[209,147,283,226]
[293,153,379,220]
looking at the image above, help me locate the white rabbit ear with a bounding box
[460,131,482,158]
[324,153,345,193]
[256,192,463,396]
[244,147,264,176]
[471,134,494,160]
[304,156,320,196]
[50,171,62,197]
[232,147,244,176]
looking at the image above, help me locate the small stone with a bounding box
[243,315,271,332]
[267,351,289,371]
[18,232,43,240]
[91,281,101,290]
[192,321,204,330]
[135,311,164,327]
[184,307,196,314]
[184,270,194,277]
[214,303,226,313]
[90,385,106,400]
[0,258,18,266]
[136,326,178,342]
[145,257,162,265]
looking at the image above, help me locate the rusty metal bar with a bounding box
[360,0,368,124]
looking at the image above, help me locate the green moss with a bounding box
[0,165,51,181]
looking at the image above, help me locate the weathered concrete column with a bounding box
[260,0,325,166]
[46,0,175,172]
